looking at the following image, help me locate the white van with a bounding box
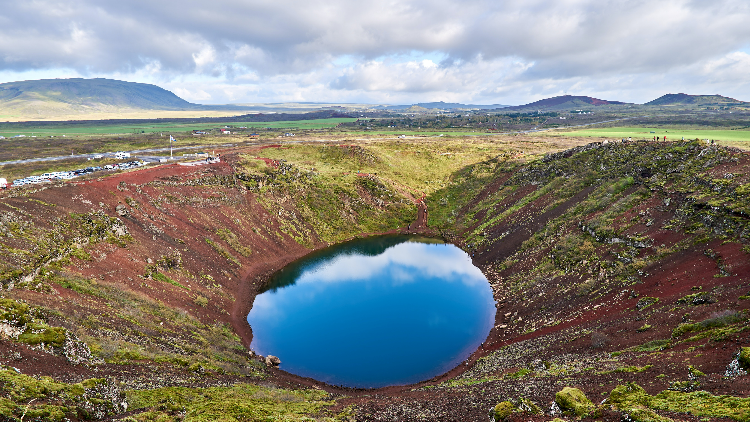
[115,152,131,159]
[0,178,7,189]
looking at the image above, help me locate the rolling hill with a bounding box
[507,95,628,110]
[0,78,270,120]
[646,93,745,106]
[381,101,510,111]
[0,78,202,115]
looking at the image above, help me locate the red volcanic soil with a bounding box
[2,142,750,421]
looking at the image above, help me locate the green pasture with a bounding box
[347,129,495,137]
[0,117,357,138]
[547,126,750,145]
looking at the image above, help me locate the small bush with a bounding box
[637,324,652,332]
[672,310,744,338]
[592,331,609,348]
[505,368,531,379]
[194,295,209,308]
[491,401,515,421]
[636,297,660,311]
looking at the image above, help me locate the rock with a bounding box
[115,204,128,216]
[265,355,281,367]
[725,349,749,378]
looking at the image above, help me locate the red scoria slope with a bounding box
[1,139,750,421]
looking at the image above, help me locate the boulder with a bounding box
[265,355,281,367]
[115,204,128,216]
[555,387,595,417]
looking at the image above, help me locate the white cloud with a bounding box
[1,0,750,104]
[297,242,486,287]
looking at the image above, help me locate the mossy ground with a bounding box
[125,384,338,422]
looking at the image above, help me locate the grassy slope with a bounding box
[546,126,750,146]
[427,139,750,420]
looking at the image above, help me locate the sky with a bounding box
[1,0,750,106]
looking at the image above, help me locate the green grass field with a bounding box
[547,126,750,145]
[0,118,357,138]
[350,130,497,137]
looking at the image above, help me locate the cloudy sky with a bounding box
[1,0,749,105]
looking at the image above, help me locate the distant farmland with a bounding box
[0,117,357,138]
[548,126,750,146]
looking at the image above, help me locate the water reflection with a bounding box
[248,235,495,388]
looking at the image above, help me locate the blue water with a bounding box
[247,235,495,388]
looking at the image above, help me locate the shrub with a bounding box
[194,295,209,308]
[636,297,660,311]
[672,310,745,338]
[491,401,514,421]
[630,339,671,352]
[592,331,609,348]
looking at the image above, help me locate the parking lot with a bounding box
[9,159,147,187]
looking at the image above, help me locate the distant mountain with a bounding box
[508,95,627,110]
[0,78,202,113]
[380,101,510,111]
[645,93,744,106]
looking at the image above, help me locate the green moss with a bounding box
[606,382,750,421]
[205,237,241,266]
[505,368,531,379]
[491,401,515,421]
[672,311,745,339]
[676,292,715,306]
[636,297,660,311]
[194,295,208,307]
[0,298,31,325]
[688,365,705,377]
[637,324,652,332]
[126,384,333,422]
[630,339,672,352]
[555,387,595,417]
[17,325,66,347]
[0,369,122,421]
[739,347,750,370]
[152,272,190,290]
[515,398,542,415]
[603,365,653,374]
